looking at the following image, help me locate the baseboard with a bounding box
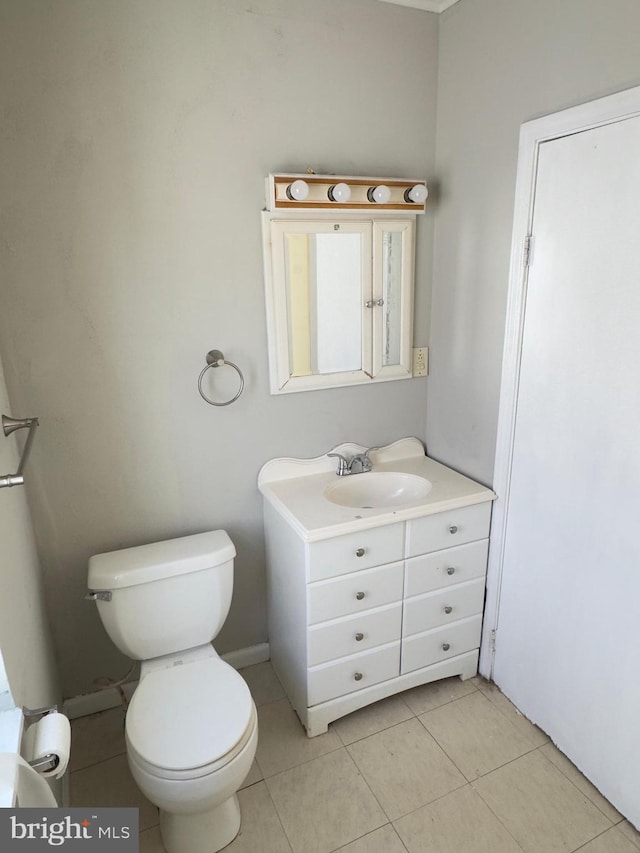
[63,682,137,720]
[221,642,270,671]
[63,642,270,720]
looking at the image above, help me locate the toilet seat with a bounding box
[126,656,255,780]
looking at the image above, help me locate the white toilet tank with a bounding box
[88,530,236,660]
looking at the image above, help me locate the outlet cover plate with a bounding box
[413,347,428,377]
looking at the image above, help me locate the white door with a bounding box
[491,110,640,825]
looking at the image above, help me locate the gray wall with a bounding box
[428,0,640,484]
[0,0,438,698]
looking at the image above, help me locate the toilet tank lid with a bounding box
[88,530,235,590]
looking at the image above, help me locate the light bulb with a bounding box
[327,182,351,203]
[368,185,391,204]
[405,184,428,204]
[286,179,310,201]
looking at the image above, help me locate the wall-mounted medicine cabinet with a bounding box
[262,174,426,395]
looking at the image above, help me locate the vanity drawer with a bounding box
[406,502,491,558]
[308,642,400,705]
[308,561,404,624]
[403,578,485,637]
[308,602,402,666]
[401,614,483,675]
[405,539,489,598]
[308,522,405,582]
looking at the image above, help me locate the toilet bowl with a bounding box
[88,530,257,853]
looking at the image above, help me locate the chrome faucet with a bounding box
[327,452,351,476]
[328,448,377,476]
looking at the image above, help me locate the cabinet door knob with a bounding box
[449,525,458,534]
[444,606,453,614]
[354,672,363,681]
[355,632,364,641]
[441,642,451,651]
[355,548,365,557]
[446,567,456,575]
[355,591,365,600]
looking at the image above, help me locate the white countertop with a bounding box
[258,438,496,542]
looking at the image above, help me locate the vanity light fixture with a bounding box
[286,179,310,201]
[266,173,428,213]
[405,183,429,204]
[327,182,351,203]
[367,185,392,204]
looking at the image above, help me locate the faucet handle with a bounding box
[349,449,376,475]
[328,452,351,476]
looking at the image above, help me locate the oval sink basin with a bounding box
[324,472,432,509]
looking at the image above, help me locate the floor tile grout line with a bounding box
[619,823,640,852]
[473,680,550,746]
[256,778,296,853]
[332,682,480,750]
[342,744,395,827]
[326,824,411,853]
[389,823,412,853]
[410,707,544,784]
[534,747,618,827]
[68,748,129,777]
[570,823,631,852]
[411,711,468,777]
[421,686,547,754]
[536,743,624,825]
[255,735,344,781]
[262,749,391,853]
[392,779,529,853]
[389,778,469,824]
[470,749,612,853]
[402,679,480,718]
[332,706,417,748]
[466,778,533,853]
[344,721,472,824]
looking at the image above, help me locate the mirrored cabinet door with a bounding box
[372,220,414,379]
[268,220,373,391]
[263,215,415,394]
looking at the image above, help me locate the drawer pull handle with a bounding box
[449,525,458,534]
[354,672,363,681]
[355,632,364,641]
[446,567,456,576]
[355,591,365,600]
[441,642,451,651]
[355,548,365,557]
[444,606,453,614]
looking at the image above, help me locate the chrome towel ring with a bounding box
[198,349,245,407]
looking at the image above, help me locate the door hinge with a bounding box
[490,628,497,652]
[523,234,534,267]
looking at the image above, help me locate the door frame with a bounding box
[479,84,640,678]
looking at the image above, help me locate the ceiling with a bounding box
[377,0,461,12]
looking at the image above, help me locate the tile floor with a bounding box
[69,663,640,853]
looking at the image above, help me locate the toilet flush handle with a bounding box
[85,590,112,602]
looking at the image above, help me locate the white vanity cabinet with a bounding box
[260,441,495,737]
[401,504,491,677]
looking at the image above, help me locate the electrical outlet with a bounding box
[413,347,428,377]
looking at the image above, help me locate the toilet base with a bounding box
[160,793,241,853]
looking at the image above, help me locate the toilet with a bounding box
[87,530,258,853]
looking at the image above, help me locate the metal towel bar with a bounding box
[0,414,39,489]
